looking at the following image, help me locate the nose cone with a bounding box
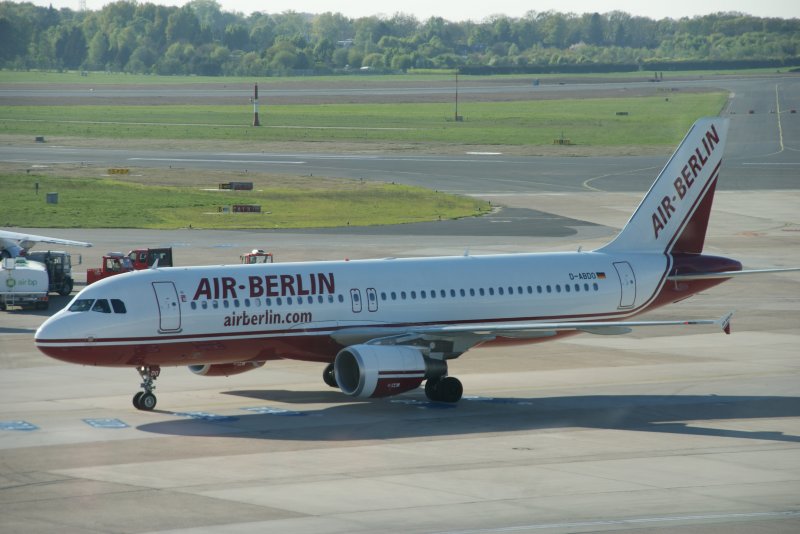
[34,311,94,364]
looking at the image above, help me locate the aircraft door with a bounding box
[350,288,362,313]
[152,281,181,332]
[613,261,636,309]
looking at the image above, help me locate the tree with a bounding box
[312,12,352,43]
[166,5,202,44]
[53,23,87,69]
[224,23,249,51]
[86,31,110,69]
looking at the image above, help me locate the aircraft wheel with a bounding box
[322,363,338,388]
[438,376,463,403]
[137,392,157,411]
[425,377,441,400]
[425,376,463,403]
[132,391,143,409]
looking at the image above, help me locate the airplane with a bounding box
[34,117,797,411]
[0,230,92,258]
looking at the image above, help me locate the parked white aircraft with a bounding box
[0,230,91,258]
[34,117,794,411]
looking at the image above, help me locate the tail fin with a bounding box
[599,117,729,254]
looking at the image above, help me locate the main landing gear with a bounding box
[321,362,463,402]
[133,365,160,411]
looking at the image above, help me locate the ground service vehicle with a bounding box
[87,248,173,285]
[128,248,173,270]
[86,252,134,285]
[241,249,274,264]
[0,257,49,310]
[26,250,76,296]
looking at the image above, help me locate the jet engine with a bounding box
[334,344,446,399]
[189,361,265,377]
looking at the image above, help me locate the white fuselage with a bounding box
[35,250,671,367]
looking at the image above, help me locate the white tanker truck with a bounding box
[0,257,49,310]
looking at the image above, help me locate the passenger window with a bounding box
[212,300,219,308]
[190,301,197,310]
[498,287,504,295]
[92,299,111,313]
[593,283,599,291]
[459,289,465,297]
[410,291,416,299]
[565,284,570,292]
[69,299,94,312]
[338,295,344,303]
[201,301,208,309]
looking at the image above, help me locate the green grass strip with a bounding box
[0,93,727,146]
[1,174,489,230]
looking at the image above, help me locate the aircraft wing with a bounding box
[0,230,92,255]
[331,313,734,354]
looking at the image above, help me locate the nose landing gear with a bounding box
[133,365,160,410]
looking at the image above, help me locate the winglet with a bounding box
[717,311,734,335]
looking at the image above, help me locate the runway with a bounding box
[1,76,799,533]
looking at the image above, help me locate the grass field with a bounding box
[1,173,489,230]
[0,71,732,230]
[0,68,787,85]
[0,93,727,146]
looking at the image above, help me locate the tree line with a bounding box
[1,0,799,76]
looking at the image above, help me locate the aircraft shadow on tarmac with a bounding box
[137,392,800,444]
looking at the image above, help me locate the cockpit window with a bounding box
[69,299,94,312]
[92,299,111,313]
[111,299,127,314]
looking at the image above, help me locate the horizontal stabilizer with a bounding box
[668,267,800,281]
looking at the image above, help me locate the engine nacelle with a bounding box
[334,344,446,399]
[189,361,265,377]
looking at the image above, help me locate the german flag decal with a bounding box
[596,272,606,279]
